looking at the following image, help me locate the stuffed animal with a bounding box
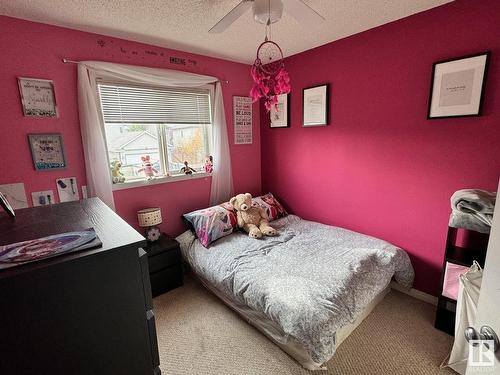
[204,155,213,173]
[137,155,158,180]
[181,161,196,175]
[230,193,277,238]
[110,160,126,184]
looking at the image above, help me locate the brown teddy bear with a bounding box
[230,193,277,238]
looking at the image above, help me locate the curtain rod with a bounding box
[61,58,229,83]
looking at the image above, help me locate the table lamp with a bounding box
[137,207,162,242]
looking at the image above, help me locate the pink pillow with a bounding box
[183,202,237,247]
[252,193,288,221]
[442,262,469,300]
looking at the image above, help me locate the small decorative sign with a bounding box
[18,77,58,118]
[28,133,66,170]
[233,96,252,144]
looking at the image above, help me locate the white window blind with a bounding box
[98,84,212,124]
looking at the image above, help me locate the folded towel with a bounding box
[449,211,491,234]
[449,189,496,233]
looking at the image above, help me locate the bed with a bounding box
[177,214,414,370]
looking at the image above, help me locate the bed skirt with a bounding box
[195,274,390,371]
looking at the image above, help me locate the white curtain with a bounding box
[442,261,483,374]
[77,61,233,210]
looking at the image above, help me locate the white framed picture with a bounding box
[427,52,490,119]
[303,84,329,127]
[18,77,58,118]
[270,94,289,128]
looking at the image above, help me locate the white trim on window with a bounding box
[112,172,212,191]
[95,79,214,188]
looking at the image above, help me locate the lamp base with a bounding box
[144,226,161,242]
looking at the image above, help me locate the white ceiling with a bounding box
[0,0,453,64]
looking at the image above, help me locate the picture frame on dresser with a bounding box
[303,84,329,127]
[427,51,490,119]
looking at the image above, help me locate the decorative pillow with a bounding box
[252,192,287,222]
[183,202,237,248]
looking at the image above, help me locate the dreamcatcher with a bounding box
[250,3,291,111]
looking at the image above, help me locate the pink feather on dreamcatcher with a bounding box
[250,39,291,112]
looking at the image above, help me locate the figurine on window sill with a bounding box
[180,161,196,175]
[138,155,158,180]
[110,160,126,184]
[204,155,213,173]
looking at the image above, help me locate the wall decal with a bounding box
[170,57,186,65]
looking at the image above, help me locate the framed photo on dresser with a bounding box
[427,52,490,119]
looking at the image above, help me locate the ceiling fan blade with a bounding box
[283,0,325,24]
[209,0,253,33]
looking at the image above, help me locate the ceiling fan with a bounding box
[209,0,325,33]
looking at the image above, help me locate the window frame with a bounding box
[95,79,214,190]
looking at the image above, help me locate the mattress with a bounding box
[177,215,414,369]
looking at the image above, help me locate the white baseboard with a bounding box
[390,281,438,306]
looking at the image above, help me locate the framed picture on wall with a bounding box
[233,96,253,144]
[28,133,67,171]
[270,93,289,128]
[427,52,490,119]
[303,84,329,127]
[18,77,58,118]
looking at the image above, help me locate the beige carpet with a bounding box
[154,276,455,375]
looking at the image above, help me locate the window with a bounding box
[98,83,212,184]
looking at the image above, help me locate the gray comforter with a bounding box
[180,215,414,364]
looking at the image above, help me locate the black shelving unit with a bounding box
[434,226,489,335]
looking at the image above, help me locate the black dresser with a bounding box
[0,198,161,375]
[145,235,183,297]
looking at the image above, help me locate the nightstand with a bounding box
[144,234,183,297]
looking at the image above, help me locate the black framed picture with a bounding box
[270,93,290,128]
[28,133,67,171]
[427,52,490,119]
[303,84,329,127]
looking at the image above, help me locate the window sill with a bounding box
[111,172,211,191]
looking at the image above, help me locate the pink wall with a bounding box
[0,16,260,235]
[261,0,500,295]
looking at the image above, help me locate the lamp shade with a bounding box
[137,207,162,227]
